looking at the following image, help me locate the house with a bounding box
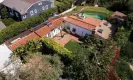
[5,15,112,51]
[64,16,112,39]
[0,21,6,30]
[1,0,54,20]
[5,17,64,51]
[111,11,127,21]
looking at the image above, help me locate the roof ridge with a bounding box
[68,16,96,27]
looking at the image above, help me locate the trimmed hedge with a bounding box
[0,0,73,44]
[0,8,56,44]
[40,37,72,58]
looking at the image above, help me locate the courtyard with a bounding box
[53,31,82,46]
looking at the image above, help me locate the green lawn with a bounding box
[65,40,82,53]
[73,6,113,17]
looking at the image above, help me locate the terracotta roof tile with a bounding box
[9,32,40,51]
[65,16,102,30]
[35,18,64,37]
[6,17,64,51]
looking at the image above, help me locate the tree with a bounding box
[65,35,115,80]
[18,53,63,80]
[115,58,133,80]
[1,7,8,19]
[12,39,64,80]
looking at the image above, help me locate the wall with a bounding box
[65,22,92,37]
[46,26,63,38]
[22,0,53,20]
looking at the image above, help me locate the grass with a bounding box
[73,6,113,17]
[65,40,82,53]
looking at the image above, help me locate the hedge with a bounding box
[40,37,72,58]
[0,0,73,44]
[0,8,56,44]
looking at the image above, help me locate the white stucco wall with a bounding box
[65,22,92,37]
[0,44,12,71]
[46,26,62,38]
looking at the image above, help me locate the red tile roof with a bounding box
[8,32,40,51]
[6,18,64,51]
[35,18,64,37]
[65,16,102,30]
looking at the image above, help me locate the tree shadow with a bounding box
[129,30,133,42]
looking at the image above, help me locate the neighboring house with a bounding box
[0,21,6,30]
[111,11,127,21]
[1,0,54,20]
[64,16,112,39]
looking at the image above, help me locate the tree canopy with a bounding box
[65,36,115,80]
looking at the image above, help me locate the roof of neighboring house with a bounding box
[2,0,40,14]
[111,11,127,17]
[5,17,64,51]
[0,21,6,30]
[64,16,102,30]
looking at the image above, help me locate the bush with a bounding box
[2,18,16,26]
[0,1,73,44]
[40,37,72,58]
[0,8,56,44]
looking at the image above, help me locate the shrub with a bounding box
[40,37,72,58]
[2,18,16,26]
[0,8,56,44]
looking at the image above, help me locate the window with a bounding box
[38,2,42,5]
[23,15,27,19]
[42,6,45,10]
[72,28,76,32]
[97,29,103,34]
[30,10,34,16]
[34,9,37,13]
[103,22,108,26]
[45,5,48,10]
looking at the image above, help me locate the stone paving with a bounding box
[53,31,81,46]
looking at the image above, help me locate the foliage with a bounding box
[115,58,133,80]
[12,39,64,80]
[2,18,16,26]
[18,53,63,80]
[74,6,113,17]
[0,0,74,44]
[65,40,82,53]
[0,8,57,44]
[0,7,8,19]
[113,26,131,47]
[56,0,73,13]
[120,41,133,60]
[40,37,72,58]
[126,13,133,30]
[13,40,41,63]
[108,0,130,12]
[113,11,133,79]
[65,35,115,80]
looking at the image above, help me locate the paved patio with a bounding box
[53,31,81,46]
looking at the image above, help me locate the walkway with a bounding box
[53,31,81,46]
